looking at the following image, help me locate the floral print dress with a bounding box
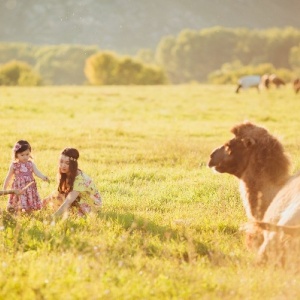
[7,161,42,212]
[72,171,102,214]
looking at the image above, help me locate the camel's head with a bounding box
[208,121,290,180]
[208,134,255,178]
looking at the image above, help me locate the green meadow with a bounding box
[0,84,300,299]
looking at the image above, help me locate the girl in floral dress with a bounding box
[3,140,50,213]
[42,147,102,218]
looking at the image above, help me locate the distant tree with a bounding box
[135,49,156,65]
[0,43,37,65]
[114,57,143,85]
[289,45,300,72]
[155,36,178,82]
[197,27,237,79]
[156,27,239,83]
[155,27,300,84]
[34,45,99,85]
[173,29,205,83]
[85,52,167,85]
[138,65,168,85]
[0,60,42,86]
[84,52,119,85]
[233,29,269,65]
[264,27,300,69]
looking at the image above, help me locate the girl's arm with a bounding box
[52,190,80,218]
[3,164,14,190]
[0,189,23,196]
[32,162,50,182]
[42,191,64,207]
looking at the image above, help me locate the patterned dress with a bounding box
[7,161,42,212]
[71,171,102,215]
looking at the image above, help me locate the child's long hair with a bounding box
[58,148,79,196]
[13,140,32,160]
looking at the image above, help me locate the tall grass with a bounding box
[0,84,300,299]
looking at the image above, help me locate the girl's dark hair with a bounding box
[13,140,31,159]
[58,148,79,195]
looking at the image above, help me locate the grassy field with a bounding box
[0,84,300,299]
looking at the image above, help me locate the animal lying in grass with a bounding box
[207,121,300,264]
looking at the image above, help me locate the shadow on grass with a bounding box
[0,210,243,263]
[99,210,210,258]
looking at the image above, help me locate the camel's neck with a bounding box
[239,175,288,220]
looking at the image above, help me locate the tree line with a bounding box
[0,26,299,86]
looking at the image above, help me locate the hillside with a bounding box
[0,0,299,54]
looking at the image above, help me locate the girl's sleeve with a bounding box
[73,175,87,192]
[73,174,102,206]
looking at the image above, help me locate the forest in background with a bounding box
[1,1,300,86]
[1,0,300,53]
[0,27,300,85]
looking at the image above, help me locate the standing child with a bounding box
[3,140,50,213]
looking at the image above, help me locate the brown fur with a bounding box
[208,122,300,264]
[261,74,285,89]
[231,122,289,184]
[260,74,270,89]
[269,74,285,88]
[294,78,300,94]
[208,121,290,220]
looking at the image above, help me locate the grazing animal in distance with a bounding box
[293,78,300,94]
[235,75,262,93]
[208,122,300,264]
[260,74,270,90]
[269,74,285,88]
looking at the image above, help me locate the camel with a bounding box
[207,121,300,264]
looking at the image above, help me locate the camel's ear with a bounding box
[242,137,255,148]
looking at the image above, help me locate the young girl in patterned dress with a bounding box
[3,140,50,213]
[42,147,102,218]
